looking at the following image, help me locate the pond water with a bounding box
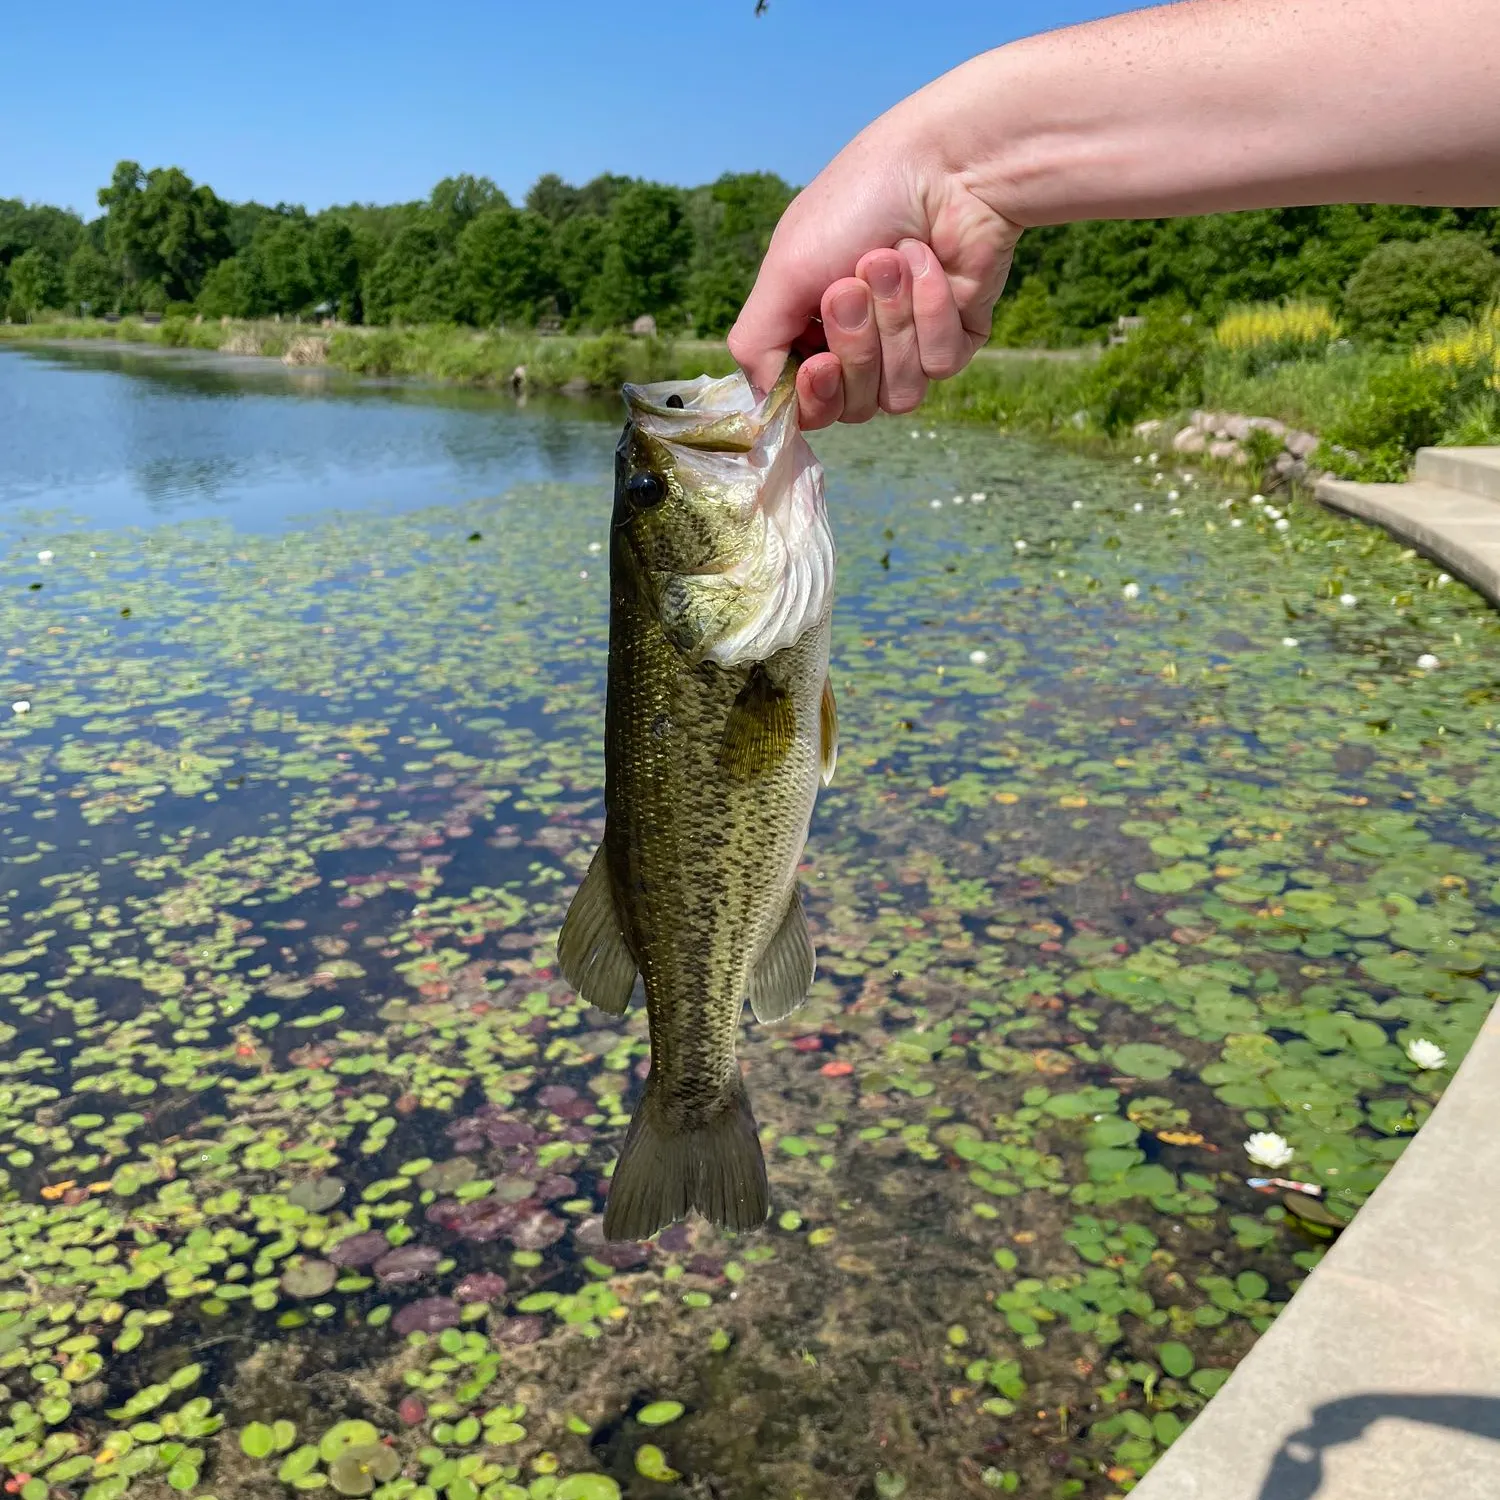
[0,342,1496,1500]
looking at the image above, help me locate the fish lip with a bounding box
[621,364,798,453]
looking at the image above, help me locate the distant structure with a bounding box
[1109,315,1145,346]
[631,314,657,338]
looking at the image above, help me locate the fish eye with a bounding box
[665,393,685,409]
[626,471,667,509]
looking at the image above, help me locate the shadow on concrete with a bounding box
[1259,1393,1500,1499]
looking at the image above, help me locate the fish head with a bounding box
[613,365,834,666]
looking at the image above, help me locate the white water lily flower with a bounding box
[36,550,53,564]
[1230,518,1244,528]
[968,649,989,665]
[1275,518,1290,531]
[1417,653,1440,671]
[1406,1037,1446,1070]
[1169,507,1183,516]
[1122,583,1140,600]
[587,541,602,554]
[1265,506,1281,520]
[1167,489,1180,501]
[953,496,964,505]
[926,430,937,439]
[1014,539,1028,551]
[971,492,986,502]
[930,499,943,509]
[1250,494,1265,506]
[1245,1131,1294,1170]
[1133,502,1145,512]
[578,570,589,579]
[1339,593,1357,607]
[1282,637,1299,648]
[911,430,921,438]
[1072,501,1084,510]
[11,701,29,715]
[1133,455,1143,465]
[1437,573,1451,585]
[1147,452,1159,464]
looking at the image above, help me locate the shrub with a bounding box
[1082,313,1208,430]
[1341,234,1500,345]
[1412,304,1500,401]
[989,280,1066,349]
[1325,359,1455,463]
[1213,300,1339,372]
[575,331,630,389]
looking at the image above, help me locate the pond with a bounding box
[0,341,1496,1500]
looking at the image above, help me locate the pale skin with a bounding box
[728,0,1500,430]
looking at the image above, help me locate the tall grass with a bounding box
[1213,300,1339,366]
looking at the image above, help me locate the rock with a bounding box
[1274,451,1298,475]
[631,314,658,338]
[1222,415,1252,441]
[1247,416,1287,437]
[560,376,591,397]
[1285,430,1320,458]
[1208,439,1244,462]
[1132,419,1163,439]
[1172,427,1207,455]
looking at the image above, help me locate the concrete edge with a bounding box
[1133,471,1500,1500]
[1412,445,1500,503]
[1314,475,1500,601]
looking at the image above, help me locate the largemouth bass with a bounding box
[557,365,838,1241]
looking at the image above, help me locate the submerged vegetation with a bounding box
[0,369,1495,1497]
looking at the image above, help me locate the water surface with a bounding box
[0,344,1495,1500]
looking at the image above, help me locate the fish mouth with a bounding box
[621,364,798,453]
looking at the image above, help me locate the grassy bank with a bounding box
[7,305,1499,484]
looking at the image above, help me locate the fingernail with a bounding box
[865,257,901,300]
[899,240,930,279]
[811,362,840,402]
[830,286,868,332]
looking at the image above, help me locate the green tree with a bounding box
[524,173,579,226]
[7,248,52,320]
[597,182,691,324]
[253,218,315,314]
[97,160,232,305]
[308,218,361,320]
[195,256,253,319]
[64,243,121,315]
[1341,233,1500,344]
[363,223,459,323]
[552,213,610,327]
[428,175,507,246]
[456,208,557,326]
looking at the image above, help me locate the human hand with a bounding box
[728,97,1023,430]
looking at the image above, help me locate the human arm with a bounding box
[728,0,1500,429]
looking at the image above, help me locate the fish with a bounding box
[557,363,838,1241]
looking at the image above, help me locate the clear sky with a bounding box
[2,0,1129,217]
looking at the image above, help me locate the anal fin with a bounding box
[746,887,815,1024]
[556,846,637,1016]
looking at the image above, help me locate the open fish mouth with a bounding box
[619,366,834,668]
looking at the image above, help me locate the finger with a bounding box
[795,353,845,431]
[857,248,927,415]
[898,239,971,380]
[729,225,830,396]
[822,278,880,424]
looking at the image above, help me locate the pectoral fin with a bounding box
[721,665,795,782]
[746,887,815,1024]
[556,846,637,1016]
[819,676,838,786]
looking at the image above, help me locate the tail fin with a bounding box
[602,1081,769,1241]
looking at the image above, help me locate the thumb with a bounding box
[728,240,834,397]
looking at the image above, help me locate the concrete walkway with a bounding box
[1133,447,1500,1500]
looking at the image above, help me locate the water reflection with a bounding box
[0,342,620,527]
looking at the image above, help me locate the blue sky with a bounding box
[2,0,1129,216]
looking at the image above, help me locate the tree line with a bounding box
[0,162,794,337]
[2,160,1498,341]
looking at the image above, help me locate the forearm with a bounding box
[920,0,1500,225]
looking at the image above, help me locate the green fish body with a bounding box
[558,368,837,1240]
